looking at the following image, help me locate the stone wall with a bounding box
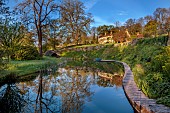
[55,45,105,54]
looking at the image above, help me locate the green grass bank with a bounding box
[62,36,170,107]
[0,56,62,77]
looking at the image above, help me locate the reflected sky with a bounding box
[0,62,134,113]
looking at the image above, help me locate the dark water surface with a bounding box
[0,61,134,113]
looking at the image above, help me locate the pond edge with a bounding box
[100,60,170,113]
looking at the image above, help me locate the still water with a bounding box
[0,61,134,113]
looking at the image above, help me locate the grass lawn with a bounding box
[0,56,62,77]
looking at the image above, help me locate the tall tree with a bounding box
[154,8,168,34]
[91,27,98,44]
[0,21,25,61]
[0,0,9,15]
[144,20,158,37]
[125,18,136,35]
[48,19,61,49]
[16,0,58,56]
[0,0,7,69]
[137,17,145,33]
[97,25,109,37]
[164,17,170,32]
[165,16,170,45]
[144,15,153,24]
[114,21,121,28]
[59,0,93,45]
[0,0,10,25]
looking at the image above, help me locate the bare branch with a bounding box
[34,0,41,7]
[32,1,39,15]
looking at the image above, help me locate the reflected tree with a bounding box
[21,73,60,113]
[57,68,93,113]
[0,62,125,113]
[0,84,26,113]
[65,61,124,88]
[34,74,58,113]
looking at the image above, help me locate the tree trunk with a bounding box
[167,31,170,46]
[96,35,99,44]
[53,41,56,50]
[38,28,43,56]
[75,33,79,45]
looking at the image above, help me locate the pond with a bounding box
[0,61,134,113]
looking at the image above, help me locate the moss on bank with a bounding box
[62,36,170,107]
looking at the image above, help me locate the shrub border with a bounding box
[100,60,170,113]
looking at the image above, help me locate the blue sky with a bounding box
[7,0,170,27]
[82,0,170,27]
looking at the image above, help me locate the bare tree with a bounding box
[59,0,93,45]
[91,27,97,44]
[154,8,168,34]
[114,21,121,28]
[0,0,9,15]
[125,18,136,35]
[144,15,153,24]
[137,17,145,33]
[16,0,58,56]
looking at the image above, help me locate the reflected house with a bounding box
[57,66,124,112]
[97,72,123,87]
[0,61,133,113]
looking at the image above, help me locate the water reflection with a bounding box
[19,73,61,113]
[0,62,134,113]
[57,68,93,113]
[0,83,26,113]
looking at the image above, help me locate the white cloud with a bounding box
[91,16,114,27]
[117,11,128,16]
[84,0,101,11]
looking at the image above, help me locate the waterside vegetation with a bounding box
[0,56,62,78]
[0,0,170,109]
[62,36,170,107]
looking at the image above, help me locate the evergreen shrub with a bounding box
[12,46,40,60]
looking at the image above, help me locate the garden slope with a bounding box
[63,36,170,107]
